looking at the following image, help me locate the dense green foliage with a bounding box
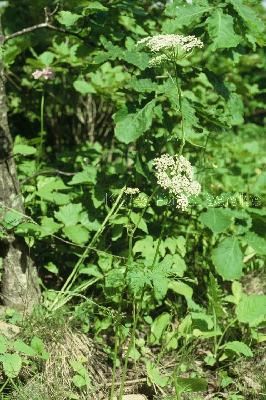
[0,0,265,399]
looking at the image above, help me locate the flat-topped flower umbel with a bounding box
[137,34,203,53]
[153,154,201,211]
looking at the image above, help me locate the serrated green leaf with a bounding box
[130,211,148,233]
[63,225,89,244]
[114,99,156,144]
[244,232,266,256]
[175,377,208,392]
[226,93,244,126]
[207,9,241,51]
[168,281,193,299]
[164,4,211,31]
[68,166,97,185]
[56,11,82,27]
[40,217,61,237]
[228,0,264,44]
[13,340,37,356]
[72,374,86,388]
[54,203,83,227]
[236,294,266,327]
[199,208,232,233]
[146,361,169,387]
[212,237,244,280]
[1,353,22,378]
[224,341,253,357]
[73,80,96,94]
[2,210,24,230]
[150,313,171,344]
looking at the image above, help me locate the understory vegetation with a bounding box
[0,0,265,399]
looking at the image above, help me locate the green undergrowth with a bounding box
[0,0,265,399]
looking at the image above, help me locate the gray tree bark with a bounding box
[0,19,40,311]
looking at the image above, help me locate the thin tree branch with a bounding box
[2,22,91,45]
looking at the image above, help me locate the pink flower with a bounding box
[32,67,55,80]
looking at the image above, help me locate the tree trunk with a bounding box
[0,20,40,312]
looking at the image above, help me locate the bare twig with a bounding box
[2,22,90,44]
[1,5,92,46]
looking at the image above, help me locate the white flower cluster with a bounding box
[153,154,201,211]
[137,34,203,54]
[125,187,140,195]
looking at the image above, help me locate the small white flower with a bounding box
[137,34,203,54]
[125,187,140,195]
[153,154,201,211]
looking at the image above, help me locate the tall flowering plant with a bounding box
[137,34,203,210]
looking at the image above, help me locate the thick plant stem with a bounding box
[110,188,158,400]
[118,207,167,399]
[118,294,143,400]
[173,63,185,155]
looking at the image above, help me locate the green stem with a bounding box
[216,318,237,353]
[118,292,143,400]
[212,305,218,358]
[37,89,45,166]
[175,72,185,155]
[110,188,158,400]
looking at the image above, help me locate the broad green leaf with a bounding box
[40,217,61,237]
[130,78,158,93]
[122,50,149,70]
[68,166,97,185]
[133,236,156,263]
[54,203,83,227]
[13,144,36,155]
[30,337,47,358]
[224,341,253,357]
[207,9,241,50]
[73,80,96,94]
[164,4,211,31]
[94,40,148,69]
[212,237,244,280]
[226,93,244,126]
[13,340,37,356]
[1,353,22,378]
[175,377,208,392]
[2,210,24,230]
[114,99,156,144]
[127,263,150,295]
[228,0,264,43]
[72,374,86,388]
[39,51,55,66]
[85,2,108,12]
[236,294,266,327]
[168,281,193,299]
[244,232,266,256]
[146,361,169,387]
[150,313,171,344]
[44,262,59,275]
[171,254,187,277]
[63,225,89,244]
[130,211,148,233]
[191,312,214,330]
[199,208,232,233]
[56,11,82,27]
